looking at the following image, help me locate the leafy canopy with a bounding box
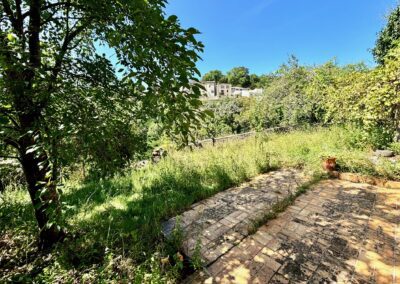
[226,66,251,88]
[0,0,206,170]
[373,6,400,64]
[202,70,225,82]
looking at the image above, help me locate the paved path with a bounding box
[185,179,400,283]
[162,169,310,265]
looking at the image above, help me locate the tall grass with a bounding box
[0,126,397,282]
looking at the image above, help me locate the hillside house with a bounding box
[201,82,263,99]
[202,81,232,98]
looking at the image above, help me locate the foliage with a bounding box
[319,46,400,147]
[373,6,400,64]
[2,0,400,279]
[1,126,276,282]
[0,0,205,246]
[201,68,261,89]
[226,66,251,88]
[200,56,323,136]
[202,70,225,82]
[238,96,277,131]
[249,74,261,88]
[200,49,400,149]
[198,97,249,138]
[262,55,316,126]
[257,74,276,89]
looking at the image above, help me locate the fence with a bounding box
[190,123,332,147]
[190,126,295,147]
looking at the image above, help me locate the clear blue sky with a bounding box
[165,0,398,76]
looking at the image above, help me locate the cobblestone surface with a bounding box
[162,169,310,265]
[184,179,400,283]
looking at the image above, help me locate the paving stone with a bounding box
[253,252,281,272]
[252,266,276,283]
[219,217,235,228]
[207,256,231,276]
[268,273,289,283]
[178,174,399,283]
[278,259,314,282]
[237,237,264,260]
[252,230,274,245]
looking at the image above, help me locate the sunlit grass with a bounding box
[1,125,398,282]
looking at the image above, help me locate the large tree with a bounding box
[226,66,251,88]
[373,5,400,65]
[202,69,225,82]
[0,0,204,248]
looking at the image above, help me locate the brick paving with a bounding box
[162,169,310,265]
[183,179,400,283]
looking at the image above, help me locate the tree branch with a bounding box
[43,1,77,11]
[0,155,19,159]
[14,0,25,45]
[50,23,88,83]
[28,0,41,69]
[22,2,84,19]
[1,0,23,42]
[0,107,19,128]
[1,0,17,28]
[3,137,20,150]
[1,125,17,131]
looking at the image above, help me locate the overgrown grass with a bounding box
[1,126,398,282]
[263,126,400,180]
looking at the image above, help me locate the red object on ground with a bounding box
[323,157,336,172]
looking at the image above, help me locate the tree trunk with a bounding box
[0,178,4,192]
[2,0,65,249]
[18,133,64,249]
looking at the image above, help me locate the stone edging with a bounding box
[330,171,400,189]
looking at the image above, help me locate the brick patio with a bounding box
[182,179,400,283]
[162,169,310,266]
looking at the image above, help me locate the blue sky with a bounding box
[165,0,398,76]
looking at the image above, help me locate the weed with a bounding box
[190,239,204,271]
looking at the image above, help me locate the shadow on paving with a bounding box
[186,180,399,283]
[162,169,311,267]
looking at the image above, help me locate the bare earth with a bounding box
[168,170,400,283]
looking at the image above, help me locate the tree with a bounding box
[0,0,204,248]
[263,56,314,126]
[202,70,225,82]
[333,46,400,146]
[200,97,248,137]
[249,74,260,89]
[257,74,276,88]
[373,5,400,65]
[227,66,251,88]
[308,61,369,124]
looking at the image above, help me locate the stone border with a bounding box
[330,171,400,189]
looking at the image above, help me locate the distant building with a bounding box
[201,81,232,98]
[249,88,263,96]
[231,86,249,97]
[200,81,262,99]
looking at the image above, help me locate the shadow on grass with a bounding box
[33,163,240,273]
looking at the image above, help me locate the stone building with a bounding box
[201,81,232,98]
[201,81,263,99]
